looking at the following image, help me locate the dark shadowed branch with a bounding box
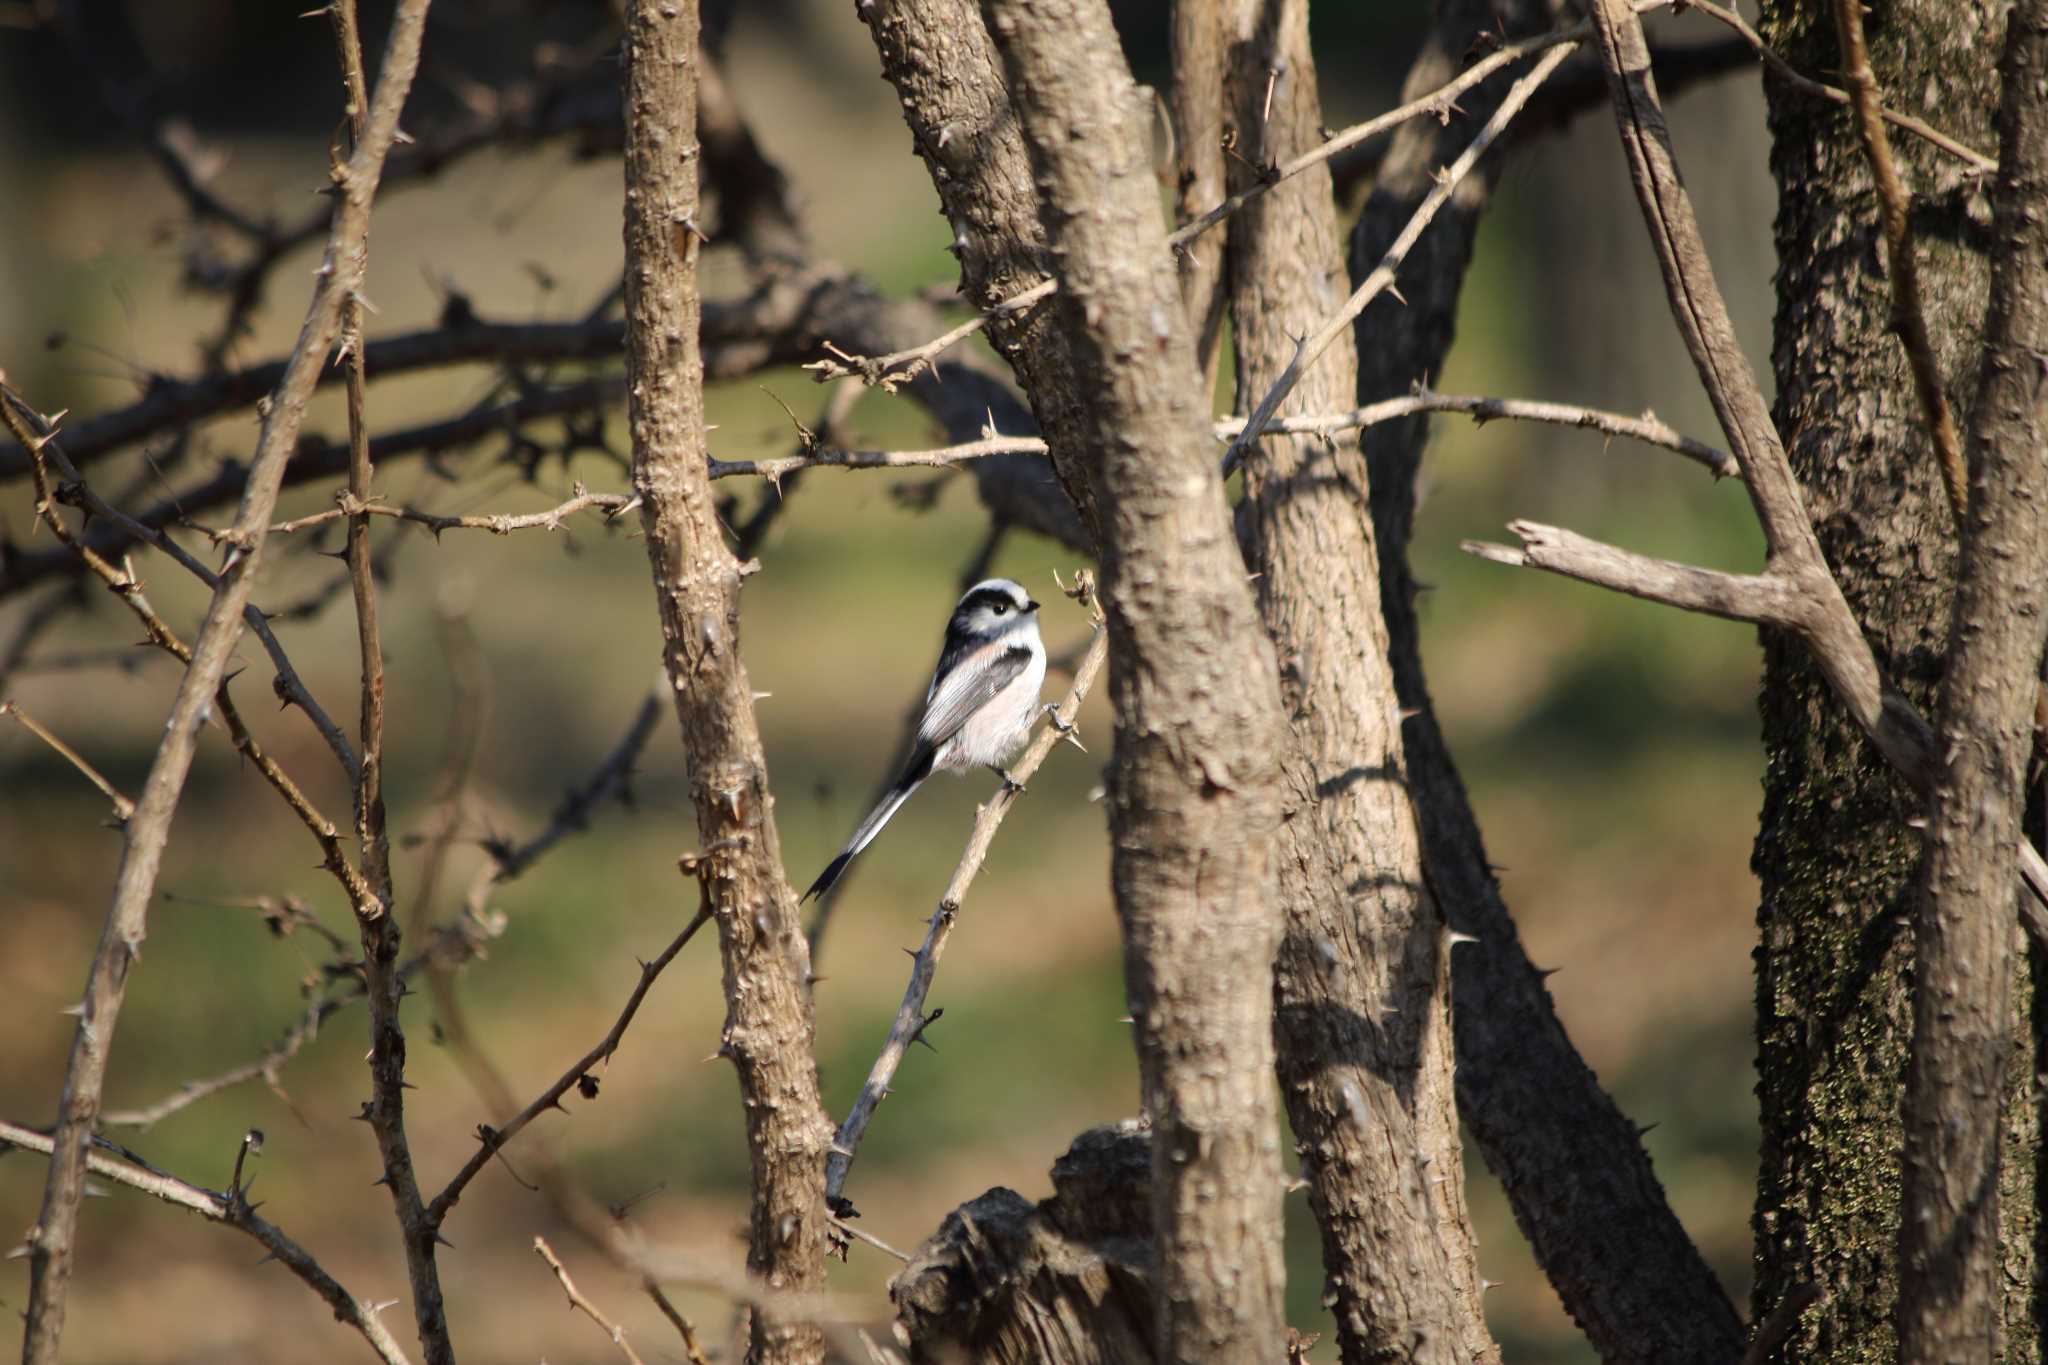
[0,1118,416,1365]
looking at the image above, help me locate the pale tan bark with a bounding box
[621,4,831,1361]
[981,0,1294,1357]
[1898,3,2048,1355]
[1216,2,1495,1361]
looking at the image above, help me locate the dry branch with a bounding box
[16,5,435,1357]
[1683,0,1997,174]
[1463,521,1805,628]
[3,399,359,780]
[826,588,1105,1205]
[1829,0,1967,523]
[427,904,710,1228]
[0,700,135,823]
[1225,40,1577,468]
[820,3,1674,395]
[1896,3,2048,1354]
[535,1236,650,1365]
[621,2,831,1359]
[0,1118,416,1365]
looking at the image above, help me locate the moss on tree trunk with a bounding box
[1752,1,2040,1356]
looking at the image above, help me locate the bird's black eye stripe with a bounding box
[960,586,1026,617]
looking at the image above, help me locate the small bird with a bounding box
[803,578,1048,902]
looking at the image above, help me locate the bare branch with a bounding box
[0,700,135,823]
[3,398,359,783]
[1462,521,1806,628]
[427,903,711,1228]
[266,485,636,538]
[816,4,1676,394]
[1830,0,1968,522]
[827,589,1106,1205]
[1219,388,1736,478]
[1224,40,1578,469]
[534,1236,649,1365]
[18,1,435,1354]
[0,1118,415,1365]
[1683,0,1997,174]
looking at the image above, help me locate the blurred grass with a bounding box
[0,5,1775,1361]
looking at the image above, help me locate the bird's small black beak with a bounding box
[1025,599,1041,613]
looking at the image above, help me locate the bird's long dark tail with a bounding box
[802,777,922,902]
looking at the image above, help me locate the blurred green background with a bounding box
[0,2,1773,1360]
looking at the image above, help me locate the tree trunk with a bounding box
[1219,1,1495,1360]
[1350,5,1745,1359]
[981,0,1295,1356]
[623,4,833,1361]
[1752,2,2041,1357]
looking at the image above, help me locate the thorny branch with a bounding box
[1,394,360,781]
[16,1,436,1357]
[427,901,712,1228]
[826,577,1105,1206]
[0,1118,416,1365]
[1225,40,1577,468]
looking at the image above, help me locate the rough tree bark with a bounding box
[1898,1,2048,1355]
[1349,4,1745,1359]
[980,0,1295,1357]
[1752,2,2042,1358]
[1217,1,1496,1361]
[855,0,1105,543]
[1169,0,1229,380]
[890,1123,1158,1364]
[621,4,831,1363]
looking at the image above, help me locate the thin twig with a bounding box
[7,393,378,911]
[265,485,636,537]
[535,1236,649,1365]
[807,3,1678,393]
[642,1280,716,1365]
[826,574,1107,1206]
[0,700,135,823]
[3,395,360,783]
[1225,40,1578,470]
[1830,0,1967,522]
[1219,389,1736,478]
[426,900,712,1229]
[0,1118,416,1365]
[1684,0,1997,174]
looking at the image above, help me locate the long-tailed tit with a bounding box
[802,578,1048,902]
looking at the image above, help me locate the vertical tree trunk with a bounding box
[1218,2,1495,1361]
[623,4,832,1361]
[982,0,1294,1356]
[1351,5,1746,1359]
[1753,2,2041,1357]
